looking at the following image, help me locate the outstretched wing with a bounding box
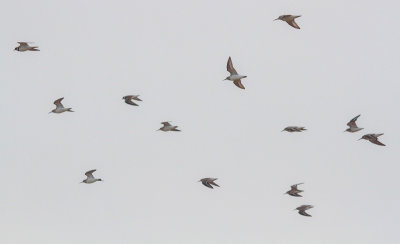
[85,169,96,178]
[227,57,238,75]
[371,139,385,146]
[233,79,245,89]
[161,122,171,126]
[54,97,64,108]
[202,181,213,189]
[299,210,311,217]
[291,183,303,190]
[124,97,138,106]
[17,42,29,47]
[287,20,300,29]
[347,115,360,127]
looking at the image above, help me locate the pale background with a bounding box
[1,0,399,243]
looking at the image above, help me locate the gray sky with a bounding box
[1,0,400,243]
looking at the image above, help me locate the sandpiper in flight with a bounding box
[81,169,102,184]
[14,42,40,52]
[49,97,74,114]
[359,133,386,146]
[345,115,363,133]
[123,95,142,106]
[224,57,247,89]
[157,121,181,132]
[282,126,306,132]
[199,178,219,189]
[285,183,304,197]
[295,205,313,217]
[274,15,301,29]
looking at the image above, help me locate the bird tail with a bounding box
[294,15,301,18]
[376,133,384,137]
[30,47,40,51]
[68,108,74,112]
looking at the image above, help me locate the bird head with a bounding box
[14,47,18,51]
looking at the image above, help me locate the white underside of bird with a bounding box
[226,74,247,81]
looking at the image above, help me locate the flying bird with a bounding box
[224,57,247,89]
[123,95,142,106]
[199,178,219,189]
[345,115,363,133]
[282,126,306,132]
[49,97,74,114]
[285,183,304,197]
[274,15,301,29]
[295,205,313,217]
[359,133,385,146]
[14,42,40,52]
[157,121,181,132]
[81,169,102,184]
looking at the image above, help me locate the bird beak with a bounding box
[358,138,362,140]
[274,18,279,21]
[48,111,52,114]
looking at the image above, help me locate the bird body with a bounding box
[296,205,313,217]
[345,115,363,133]
[274,15,301,29]
[282,126,306,132]
[158,122,181,132]
[199,178,219,189]
[224,57,247,89]
[123,95,142,106]
[81,169,102,184]
[14,42,39,52]
[49,97,74,114]
[359,133,385,146]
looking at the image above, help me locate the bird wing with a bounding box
[85,169,96,178]
[291,192,302,197]
[210,181,220,187]
[202,181,213,189]
[54,97,64,108]
[299,210,311,217]
[347,115,360,127]
[17,42,29,47]
[287,20,300,29]
[291,183,303,190]
[125,99,138,106]
[161,122,171,126]
[132,96,142,101]
[371,139,385,146]
[227,57,238,75]
[233,79,245,89]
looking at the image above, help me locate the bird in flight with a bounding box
[199,178,219,189]
[345,115,363,133]
[157,121,181,132]
[123,95,142,106]
[282,126,306,132]
[295,205,313,217]
[359,133,386,146]
[285,183,304,197]
[49,97,74,114]
[224,57,247,89]
[14,42,40,52]
[274,15,302,29]
[81,169,102,184]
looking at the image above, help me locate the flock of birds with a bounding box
[13,14,386,218]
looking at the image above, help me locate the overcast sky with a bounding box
[1,0,400,243]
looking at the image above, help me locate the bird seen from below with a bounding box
[157,121,181,132]
[345,115,363,133]
[295,205,313,217]
[14,42,40,52]
[123,95,142,106]
[359,133,386,146]
[199,178,219,189]
[274,15,301,29]
[285,183,304,197]
[224,57,247,89]
[49,97,74,114]
[81,169,102,184]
